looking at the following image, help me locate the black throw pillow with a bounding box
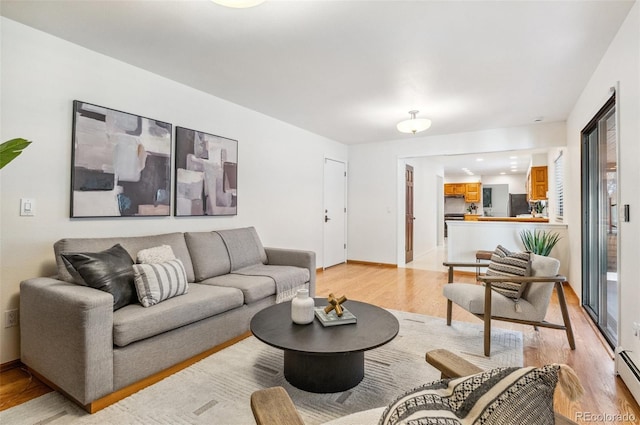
[61,244,136,310]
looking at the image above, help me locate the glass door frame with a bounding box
[580,94,618,348]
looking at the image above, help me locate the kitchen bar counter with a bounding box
[446,220,569,277]
[476,216,549,223]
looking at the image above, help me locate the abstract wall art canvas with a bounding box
[175,127,237,216]
[71,101,172,217]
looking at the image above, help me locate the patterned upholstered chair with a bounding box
[443,252,575,356]
[250,349,580,425]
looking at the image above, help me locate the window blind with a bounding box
[554,151,564,221]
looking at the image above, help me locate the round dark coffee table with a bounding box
[250,298,399,393]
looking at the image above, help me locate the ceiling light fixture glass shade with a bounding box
[397,110,432,134]
[211,0,265,8]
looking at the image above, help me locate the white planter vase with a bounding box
[291,288,314,325]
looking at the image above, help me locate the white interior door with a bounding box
[323,158,346,268]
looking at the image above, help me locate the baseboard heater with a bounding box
[616,350,640,404]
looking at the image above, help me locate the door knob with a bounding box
[325,215,331,222]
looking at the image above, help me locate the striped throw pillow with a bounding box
[132,259,189,307]
[486,245,531,300]
[379,365,561,425]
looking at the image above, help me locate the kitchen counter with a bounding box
[446,220,569,277]
[477,216,549,223]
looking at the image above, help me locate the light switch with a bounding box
[20,198,35,216]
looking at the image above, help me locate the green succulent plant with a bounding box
[0,138,32,169]
[519,228,561,256]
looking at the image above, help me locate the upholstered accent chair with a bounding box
[443,253,576,356]
[250,349,579,425]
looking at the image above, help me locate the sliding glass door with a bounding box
[581,95,618,347]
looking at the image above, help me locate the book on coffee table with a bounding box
[314,307,357,327]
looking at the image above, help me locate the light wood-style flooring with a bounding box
[1,262,639,424]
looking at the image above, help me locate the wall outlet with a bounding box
[4,309,19,328]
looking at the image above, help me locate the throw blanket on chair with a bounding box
[233,264,310,303]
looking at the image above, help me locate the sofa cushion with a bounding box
[379,365,562,425]
[55,232,196,283]
[185,231,231,280]
[233,264,310,303]
[136,245,176,264]
[216,227,267,271]
[201,274,276,304]
[113,283,243,347]
[132,259,189,307]
[60,243,136,311]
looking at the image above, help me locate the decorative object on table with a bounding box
[324,292,347,316]
[466,203,478,214]
[0,138,31,169]
[314,305,357,327]
[519,228,561,256]
[175,126,237,216]
[70,100,172,217]
[290,288,314,325]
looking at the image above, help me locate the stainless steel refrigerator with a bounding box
[508,194,530,217]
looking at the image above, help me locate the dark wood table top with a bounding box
[250,298,399,355]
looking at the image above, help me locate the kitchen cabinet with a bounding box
[444,183,466,196]
[527,166,548,201]
[464,183,481,203]
[464,214,480,221]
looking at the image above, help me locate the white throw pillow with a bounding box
[132,259,188,307]
[136,245,176,264]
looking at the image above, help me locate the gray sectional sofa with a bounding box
[19,227,315,411]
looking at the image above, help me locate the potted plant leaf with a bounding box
[532,201,545,217]
[0,138,31,169]
[519,228,561,256]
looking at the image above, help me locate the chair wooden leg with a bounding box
[555,282,576,350]
[446,300,452,326]
[484,283,492,356]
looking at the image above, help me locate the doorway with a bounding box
[405,165,414,263]
[581,94,618,347]
[323,158,347,268]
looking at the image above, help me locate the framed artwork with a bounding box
[71,100,172,217]
[175,127,238,216]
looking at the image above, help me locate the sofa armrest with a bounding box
[478,275,567,283]
[264,248,316,297]
[20,277,114,405]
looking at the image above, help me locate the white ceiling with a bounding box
[432,148,544,177]
[0,0,634,145]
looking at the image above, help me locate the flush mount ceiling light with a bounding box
[211,0,265,8]
[397,110,432,135]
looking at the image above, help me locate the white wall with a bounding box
[0,18,347,363]
[565,2,640,371]
[348,122,566,266]
[481,174,527,194]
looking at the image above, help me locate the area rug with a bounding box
[1,310,522,425]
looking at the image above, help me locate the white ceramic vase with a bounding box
[291,288,314,325]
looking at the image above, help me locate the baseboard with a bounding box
[346,259,397,268]
[0,359,22,373]
[26,331,252,414]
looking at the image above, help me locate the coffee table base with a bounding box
[284,350,364,393]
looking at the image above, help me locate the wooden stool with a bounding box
[475,250,492,280]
